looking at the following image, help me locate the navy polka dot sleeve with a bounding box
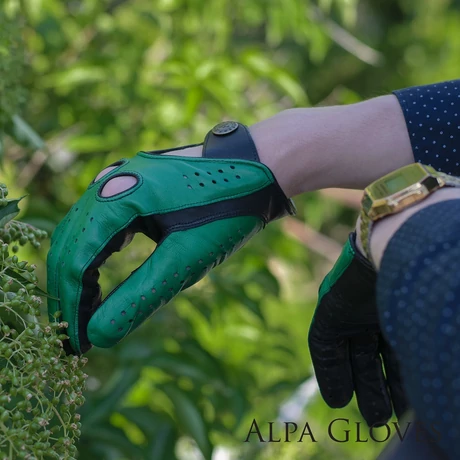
[394,80,460,174]
[377,200,460,460]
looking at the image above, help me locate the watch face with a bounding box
[362,163,441,219]
[369,163,431,200]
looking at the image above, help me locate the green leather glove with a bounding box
[308,232,409,426]
[47,122,295,354]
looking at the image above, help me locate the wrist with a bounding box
[369,188,460,269]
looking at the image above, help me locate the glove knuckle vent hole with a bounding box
[212,180,216,184]
[100,175,138,198]
[218,169,223,173]
[90,217,94,222]
[224,179,229,182]
[110,319,115,324]
[236,175,241,179]
[141,295,146,300]
[162,280,167,285]
[230,165,235,169]
[183,175,188,179]
[174,273,178,277]
[186,266,191,271]
[121,310,126,316]
[117,327,123,332]
[131,303,136,308]
[151,288,156,293]
[195,172,200,176]
[187,185,192,189]
[199,183,204,187]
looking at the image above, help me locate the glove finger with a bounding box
[379,335,410,419]
[350,334,393,427]
[47,160,138,354]
[87,215,263,348]
[308,321,354,408]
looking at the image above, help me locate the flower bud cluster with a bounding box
[0,184,87,459]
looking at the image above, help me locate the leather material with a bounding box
[308,232,409,427]
[47,123,295,354]
[203,122,259,162]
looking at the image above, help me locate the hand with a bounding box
[47,122,295,354]
[308,232,409,426]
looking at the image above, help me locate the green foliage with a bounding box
[0,8,25,130]
[2,0,460,459]
[0,183,87,459]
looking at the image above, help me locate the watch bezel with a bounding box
[362,163,444,221]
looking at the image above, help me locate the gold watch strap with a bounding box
[359,209,374,264]
[360,170,460,263]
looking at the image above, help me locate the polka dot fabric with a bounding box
[377,200,460,460]
[394,80,460,174]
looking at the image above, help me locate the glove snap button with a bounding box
[212,121,239,136]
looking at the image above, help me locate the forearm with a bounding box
[250,95,414,196]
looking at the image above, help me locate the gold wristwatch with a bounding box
[360,163,460,262]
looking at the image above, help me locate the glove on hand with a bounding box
[47,122,295,354]
[308,232,409,426]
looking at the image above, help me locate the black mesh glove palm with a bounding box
[308,232,409,426]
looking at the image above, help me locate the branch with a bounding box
[319,188,362,209]
[282,217,343,263]
[310,6,384,67]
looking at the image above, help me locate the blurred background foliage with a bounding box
[1,0,460,459]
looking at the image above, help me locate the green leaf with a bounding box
[3,267,59,300]
[146,423,178,460]
[7,115,45,150]
[82,423,145,459]
[0,197,23,227]
[118,408,178,460]
[82,366,141,428]
[162,384,213,460]
[0,131,4,165]
[42,66,107,89]
[149,353,212,383]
